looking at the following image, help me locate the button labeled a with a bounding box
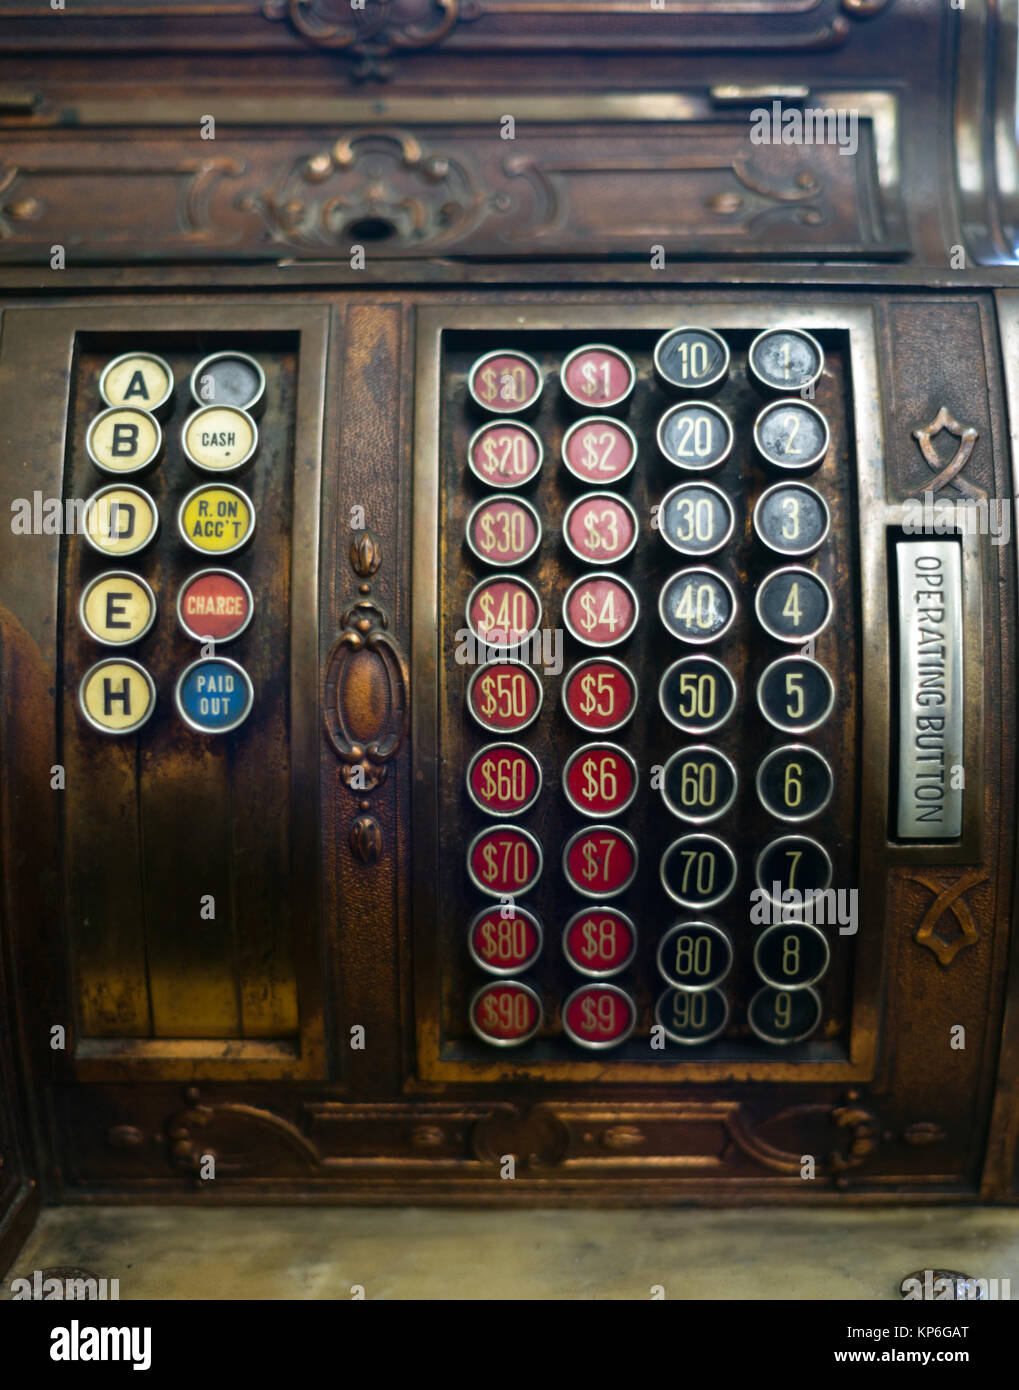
[80,572,157,645]
[79,658,156,734]
[99,352,174,415]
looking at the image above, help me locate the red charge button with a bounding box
[177,569,254,643]
[562,983,636,1048]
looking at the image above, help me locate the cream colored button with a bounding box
[181,405,258,475]
[178,483,255,555]
[99,352,174,414]
[86,407,162,475]
[80,572,157,646]
[83,485,159,558]
[79,658,156,734]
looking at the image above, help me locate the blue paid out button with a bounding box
[175,656,253,734]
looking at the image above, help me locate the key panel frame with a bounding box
[0,302,329,1082]
[411,301,984,1085]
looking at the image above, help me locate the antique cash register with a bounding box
[1,0,1019,1264]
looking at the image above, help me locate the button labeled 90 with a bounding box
[468,905,543,976]
[655,986,729,1045]
[465,494,541,567]
[659,481,735,558]
[562,907,637,977]
[657,921,733,991]
[470,980,543,1046]
[562,492,637,565]
[659,656,737,735]
[658,402,733,471]
[754,400,829,472]
[563,743,638,818]
[659,567,736,644]
[755,567,832,643]
[466,742,542,817]
[562,983,636,1049]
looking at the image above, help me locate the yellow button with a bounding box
[83,485,159,558]
[99,352,174,413]
[178,483,255,555]
[79,658,156,734]
[80,572,157,645]
[181,405,258,474]
[86,407,162,475]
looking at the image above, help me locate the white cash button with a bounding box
[79,572,157,646]
[86,407,162,476]
[99,352,174,415]
[181,405,258,475]
[83,485,159,558]
[79,658,156,735]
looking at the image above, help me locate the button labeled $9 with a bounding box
[175,656,254,734]
[79,658,156,735]
[79,572,157,646]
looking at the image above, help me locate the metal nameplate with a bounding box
[896,540,963,838]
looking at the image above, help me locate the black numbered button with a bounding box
[657,921,733,990]
[748,985,823,1045]
[655,986,729,1045]
[661,834,737,909]
[654,326,730,393]
[748,329,824,393]
[660,568,737,644]
[753,482,830,557]
[756,746,834,821]
[757,656,835,733]
[657,402,733,471]
[755,835,832,902]
[661,746,737,823]
[754,401,830,472]
[755,567,831,643]
[753,922,830,990]
[659,481,735,557]
[659,655,737,735]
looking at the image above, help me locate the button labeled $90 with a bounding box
[175,656,254,734]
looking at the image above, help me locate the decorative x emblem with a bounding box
[908,407,981,498]
[907,870,987,967]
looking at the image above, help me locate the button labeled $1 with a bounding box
[79,571,157,646]
[175,656,254,734]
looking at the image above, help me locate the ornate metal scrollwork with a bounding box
[261,0,483,80]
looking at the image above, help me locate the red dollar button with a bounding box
[562,657,636,733]
[563,573,638,647]
[562,907,637,977]
[561,417,637,485]
[469,351,542,414]
[563,492,637,565]
[176,569,253,643]
[467,660,543,734]
[470,980,543,1045]
[467,575,541,649]
[561,345,635,409]
[466,743,542,817]
[562,825,637,898]
[467,421,543,487]
[468,825,543,897]
[562,983,636,1048]
[466,495,541,567]
[468,906,543,975]
[563,743,637,817]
